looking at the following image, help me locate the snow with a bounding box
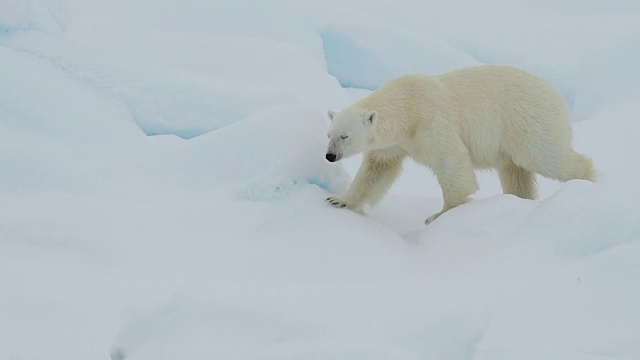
[1,1,639,359]
[320,21,479,90]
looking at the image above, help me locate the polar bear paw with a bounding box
[326,196,348,208]
[425,212,442,225]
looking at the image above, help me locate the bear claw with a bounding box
[326,197,347,208]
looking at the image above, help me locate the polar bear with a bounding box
[325,65,596,224]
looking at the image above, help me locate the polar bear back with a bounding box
[357,65,572,170]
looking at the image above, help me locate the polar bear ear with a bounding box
[364,110,378,125]
[327,110,337,121]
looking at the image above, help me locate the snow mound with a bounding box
[420,181,640,267]
[2,1,640,360]
[0,0,67,33]
[52,104,351,201]
[321,19,480,90]
[477,242,640,359]
[1,31,343,139]
[183,105,351,199]
[516,181,640,257]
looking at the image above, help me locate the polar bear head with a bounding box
[325,107,378,162]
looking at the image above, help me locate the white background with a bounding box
[1,1,639,359]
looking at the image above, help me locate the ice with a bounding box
[321,21,479,90]
[175,105,351,197]
[1,30,343,138]
[477,243,640,360]
[516,181,640,258]
[0,0,66,33]
[1,1,640,359]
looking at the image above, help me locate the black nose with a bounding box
[326,153,337,162]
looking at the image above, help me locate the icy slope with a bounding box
[1,1,640,359]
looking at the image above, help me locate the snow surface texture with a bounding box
[1,1,640,359]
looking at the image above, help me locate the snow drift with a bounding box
[1,1,639,359]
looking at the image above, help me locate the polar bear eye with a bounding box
[341,135,349,140]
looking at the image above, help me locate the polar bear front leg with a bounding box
[327,149,406,212]
[426,168,478,224]
[425,144,479,225]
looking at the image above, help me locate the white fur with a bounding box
[325,65,596,224]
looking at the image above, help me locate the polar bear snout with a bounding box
[326,153,338,162]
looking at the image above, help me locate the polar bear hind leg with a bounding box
[498,162,538,200]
